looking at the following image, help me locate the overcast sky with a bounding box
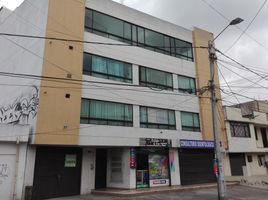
[1,0,268,105]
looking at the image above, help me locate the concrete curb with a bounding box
[91,182,239,197]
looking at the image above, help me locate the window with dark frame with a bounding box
[181,112,200,132]
[84,8,194,61]
[230,121,250,138]
[257,155,266,166]
[80,99,133,127]
[139,66,173,90]
[178,75,196,94]
[140,106,176,130]
[83,53,133,83]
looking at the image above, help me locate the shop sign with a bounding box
[140,138,171,147]
[64,154,77,167]
[130,147,136,169]
[150,179,169,187]
[179,139,214,149]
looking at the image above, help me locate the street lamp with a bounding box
[213,18,244,42]
[208,17,243,200]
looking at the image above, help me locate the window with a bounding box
[254,127,258,140]
[257,155,266,166]
[84,9,194,61]
[80,99,133,127]
[139,67,173,90]
[178,75,196,94]
[181,112,200,132]
[83,53,132,83]
[140,106,176,130]
[230,121,250,138]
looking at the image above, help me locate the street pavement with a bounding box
[50,185,268,200]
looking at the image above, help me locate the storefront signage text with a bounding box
[140,138,171,147]
[180,139,214,149]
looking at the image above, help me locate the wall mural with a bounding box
[0,86,39,125]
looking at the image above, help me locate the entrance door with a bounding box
[261,128,268,147]
[95,149,107,189]
[136,151,149,188]
[32,147,82,200]
[179,149,216,185]
[229,153,246,176]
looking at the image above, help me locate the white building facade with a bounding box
[0,0,227,199]
[224,102,268,181]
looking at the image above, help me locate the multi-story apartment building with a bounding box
[0,0,227,199]
[224,101,268,180]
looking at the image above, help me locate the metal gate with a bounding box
[179,149,216,185]
[229,153,246,176]
[32,147,82,200]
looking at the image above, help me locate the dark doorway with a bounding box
[179,149,216,185]
[95,149,107,189]
[136,151,149,188]
[32,147,82,200]
[261,128,268,147]
[229,153,246,176]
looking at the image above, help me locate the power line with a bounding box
[0,32,208,49]
[216,49,268,82]
[200,0,268,53]
[217,61,268,90]
[217,64,240,104]
[224,0,267,54]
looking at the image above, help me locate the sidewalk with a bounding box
[91,182,238,197]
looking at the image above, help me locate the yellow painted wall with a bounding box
[34,0,85,145]
[193,27,227,148]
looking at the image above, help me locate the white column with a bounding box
[132,64,139,85]
[80,148,95,194]
[133,105,140,128]
[170,148,181,186]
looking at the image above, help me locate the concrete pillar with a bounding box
[80,148,95,194]
[170,149,181,186]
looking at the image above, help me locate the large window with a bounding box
[85,9,194,61]
[81,99,133,127]
[181,112,200,132]
[140,106,176,130]
[230,121,250,138]
[178,75,196,94]
[83,53,132,83]
[139,67,173,90]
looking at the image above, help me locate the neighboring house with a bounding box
[224,101,268,181]
[0,0,227,199]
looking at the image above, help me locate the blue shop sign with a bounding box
[180,139,214,149]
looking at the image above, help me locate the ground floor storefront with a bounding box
[25,141,217,199]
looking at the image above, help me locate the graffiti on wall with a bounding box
[0,86,39,125]
[0,163,9,185]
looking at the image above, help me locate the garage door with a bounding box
[32,147,82,200]
[179,149,216,185]
[229,153,246,176]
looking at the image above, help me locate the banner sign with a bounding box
[180,139,214,149]
[130,147,136,168]
[140,138,171,147]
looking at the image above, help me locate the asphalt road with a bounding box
[51,185,268,200]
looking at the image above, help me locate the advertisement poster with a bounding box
[169,150,175,172]
[148,154,169,187]
[64,154,77,167]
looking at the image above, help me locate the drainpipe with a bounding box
[13,137,20,200]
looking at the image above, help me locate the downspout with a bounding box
[13,137,20,200]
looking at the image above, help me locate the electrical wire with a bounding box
[224,0,267,54]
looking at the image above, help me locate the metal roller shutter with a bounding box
[179,149,216,185]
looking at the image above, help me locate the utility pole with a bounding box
[208,41,226,200]
[208,17,243,200]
